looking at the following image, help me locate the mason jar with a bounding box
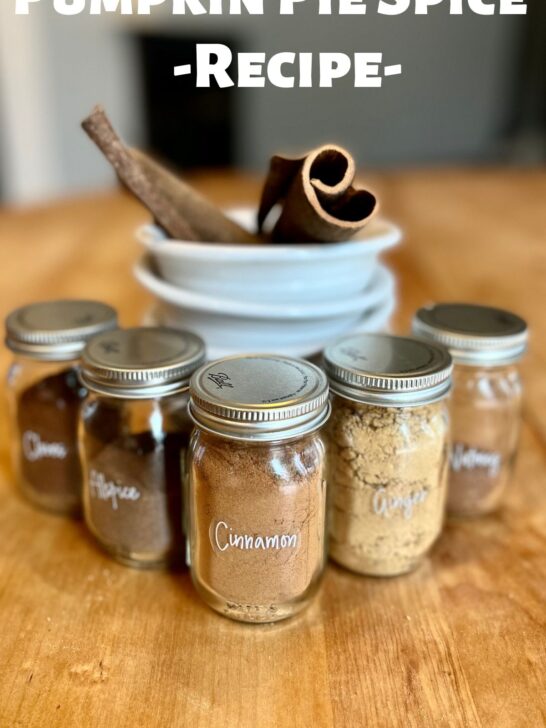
[187,355,330,623]
[413,303,528,517]
[79,327,205,569]
[5,300,118,515]
[324,333,452,577]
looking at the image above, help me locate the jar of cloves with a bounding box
[413,303,528,517]
[5,300,118,515]
[323,333,452,577]
[187,355,330,623]
[79,327,206,569]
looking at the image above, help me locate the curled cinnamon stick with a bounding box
[258,145,378,243]
[82,106,259,244]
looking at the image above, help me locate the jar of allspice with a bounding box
[413,303,528,517]
[187,355,330,623]
[79,327,205,568]
[5,300,118,515]
[324,333,452,577]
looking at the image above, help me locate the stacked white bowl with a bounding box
[134,207,401,359]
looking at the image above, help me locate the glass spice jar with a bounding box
[187,355,330,623]
[413,303,528,517]
[5,300,118,515]
[79,327,206,569]
[323,333,452,577]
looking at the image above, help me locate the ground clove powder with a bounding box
[5,300,118,515]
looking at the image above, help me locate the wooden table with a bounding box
[0,169,545,728]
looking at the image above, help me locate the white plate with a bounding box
[134,254,395,320]
[144,296,396,360]
[136,207,402,304]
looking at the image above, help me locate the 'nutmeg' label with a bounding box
[451,443,502,477]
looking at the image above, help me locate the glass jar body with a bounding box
[448,363,522,517]
[6,355,86,515]
[188,429,327,623]
[80,390,192,568]
[326,393,450,577]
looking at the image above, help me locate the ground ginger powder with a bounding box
[327,397,449,576]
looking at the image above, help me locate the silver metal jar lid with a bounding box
[189,354,330,442]
[413,303,528,366]
[81,327,206,398]
[323,333,452,407]
[5,300,118,361]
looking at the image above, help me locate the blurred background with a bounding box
[0,1,545,205]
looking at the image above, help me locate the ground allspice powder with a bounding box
[327,397,449,576]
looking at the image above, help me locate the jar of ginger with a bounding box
[324,333,452,577]
[413,303,528,517]
[188,355,330,623]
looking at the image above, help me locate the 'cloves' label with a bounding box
[22,430,68,462]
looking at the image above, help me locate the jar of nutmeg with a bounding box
[413,303,528,517]
[323,333,452,577]
[187,355,330,623]
[79,327,206,569]
[5,300,118,515]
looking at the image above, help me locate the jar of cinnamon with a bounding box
[79,327,206,569]
[413,303,528,517]
[323,334,452,577]
[5,300,118,515]
[188,355,330,623]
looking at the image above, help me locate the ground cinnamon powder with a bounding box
[327,397,449,576]
[190,432,326,622]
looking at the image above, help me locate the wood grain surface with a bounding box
[0,169,544,728]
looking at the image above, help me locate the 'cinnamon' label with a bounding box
[211,520,299,553]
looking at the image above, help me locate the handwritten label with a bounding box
[89,469,141,511]
[451,443,501,477]
[211,520,299,552]
[372,487,429,520]
[22,431,67,462]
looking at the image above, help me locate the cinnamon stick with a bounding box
[257,145,378,243]
[82,106,259,244]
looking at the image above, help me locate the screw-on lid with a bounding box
[189,354,330,441]
[81,327,206,398]
[413,303,528,366]
[5,300,118,361]
[323,333,452,407]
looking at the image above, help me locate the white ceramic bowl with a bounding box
[135,255,396,358]
[134,254,395,320]
[136,207,401,304]
[144,298,395,360]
